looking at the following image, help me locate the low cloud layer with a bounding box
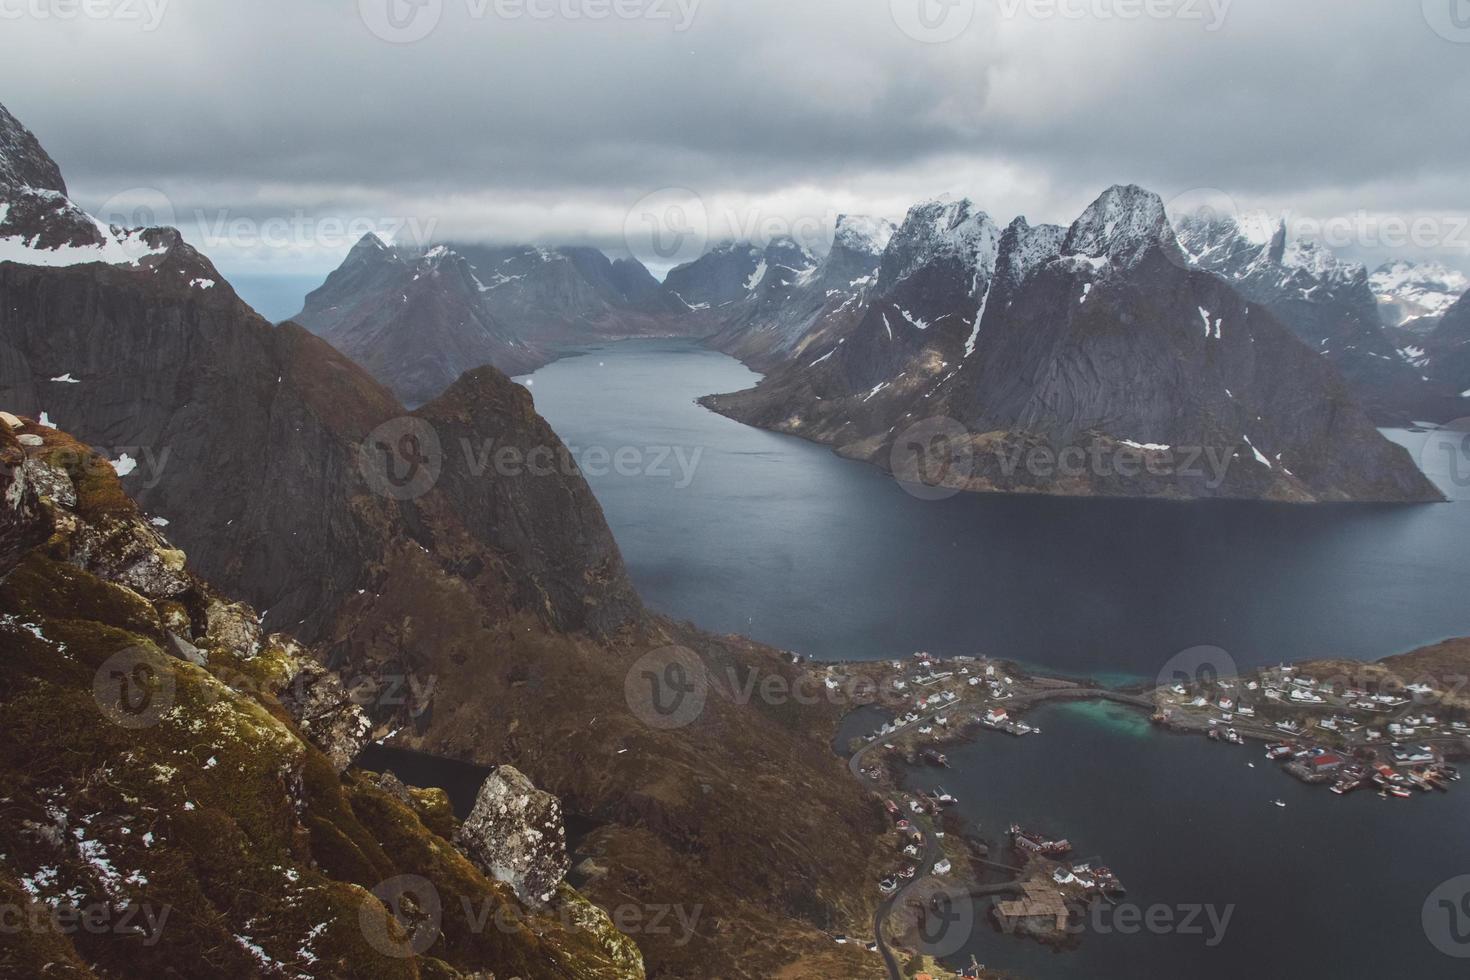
[3,0,1468,278]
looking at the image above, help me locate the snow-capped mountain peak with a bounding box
[833,214,896,257]
[1062,184,1178,267]
[1370,259,1470,327]
[878,196,1001,292]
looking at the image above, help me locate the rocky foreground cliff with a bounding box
[0,417,643,978]
[0,101,887,978]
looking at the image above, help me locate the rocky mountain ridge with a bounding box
[1174,209,1463,424]
[702,185,1443,503]
[294,235,703,406]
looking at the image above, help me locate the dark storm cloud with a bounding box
[1,0,1466,272]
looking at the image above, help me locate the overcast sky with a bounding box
[4,0,1469,283]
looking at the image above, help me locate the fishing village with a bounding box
[806,648,1470,978]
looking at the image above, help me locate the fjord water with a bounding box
[522,339,1470,675]
[907,702,1470,980]
[524,340,1470,977]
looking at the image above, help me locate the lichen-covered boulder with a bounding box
[205,598,262,659]
[278,658,373,773]
[455,766,570,906]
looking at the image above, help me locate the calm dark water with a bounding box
[521,339,1470,676]
[902,703,1470,979]
[521,340,1470,978]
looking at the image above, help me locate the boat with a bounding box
[933,788,957,806]
[1271,799,1286,808]
[1266,744,1295,760]
[1388,785,1413,799]
[1225,729,1244,745]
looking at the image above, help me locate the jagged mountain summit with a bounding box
[0,101,887,979]
[699,218,897,369]
[1174,209,1461,424]
[294,236,700,405]
[703,185,1442,503]
[1371,259,1470,331]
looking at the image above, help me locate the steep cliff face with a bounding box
[1175,210,1461,424]
[414,366,641,636]
[0,420,644,980]
[703,186,1442,503]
